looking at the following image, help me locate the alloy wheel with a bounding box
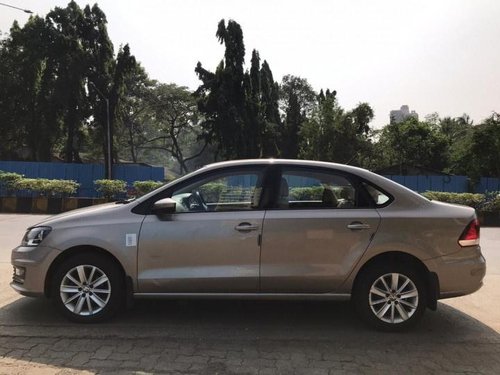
[369,272,419,324]
[59,265,111,316]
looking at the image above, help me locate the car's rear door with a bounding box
[260,166,381,293]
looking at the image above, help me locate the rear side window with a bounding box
[277,168,359,209]
[362,182,391,206]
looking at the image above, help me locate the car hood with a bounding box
[33,202,128,229]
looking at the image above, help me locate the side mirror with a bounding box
[152,198,176,215]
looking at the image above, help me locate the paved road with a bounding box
[0,214,499,374]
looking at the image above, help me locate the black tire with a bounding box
[353,262,427,331]
[50,253,124,323]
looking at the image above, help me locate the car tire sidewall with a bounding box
[51,253,123,323]
[353,263,427,332]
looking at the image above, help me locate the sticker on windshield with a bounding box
[125,233,137,247]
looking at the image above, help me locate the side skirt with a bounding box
[133,293,351,301]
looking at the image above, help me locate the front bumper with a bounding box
[424,245,486,299]
[11,245,61,297]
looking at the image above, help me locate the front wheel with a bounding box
[353,263,427,331]
[51,253,124,323]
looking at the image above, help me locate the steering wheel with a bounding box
[188,190,208,212]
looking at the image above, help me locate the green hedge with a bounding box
[0,171,79,197]
[133,180,164,196]
[422,191,500,212]
[14,178,79,196]
[289,186,324,200]
[0,171,23,193]
[94,179,127,199]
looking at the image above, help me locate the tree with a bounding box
[0,1,140,174]
[437,114,474,175]
[299,89,374,165]
[373,117,448,173]
[458,113,500,180]
[47,1,89,163]
[195,19,281,159]
[142,84,206,174]
[279,75,316,158]
[116,63,154,163]
[0,17,62,161]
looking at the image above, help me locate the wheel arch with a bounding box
[44,245,126,298]
[352,251,439,310]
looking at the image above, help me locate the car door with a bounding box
[260,166,381,293]
[137,166,266,293]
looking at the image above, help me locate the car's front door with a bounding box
[137,166,266,293]
[260,166,381,293]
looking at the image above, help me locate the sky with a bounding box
[1,0,499,128]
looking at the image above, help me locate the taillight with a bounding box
[458,219,480,247]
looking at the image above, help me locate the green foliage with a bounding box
[195,19,281,159]
[94,179,127,199]
[133,180,164,196]
[289,186,324,200]
[463,113,500,180]
[299,88,374,165]
[199,182,226,203]
[12,178,79,196]
[0,171,23,191]
[280,75,317,158]
[0,2,138,173]
[421,191,485,209]
[480,192,500,213]
[372,117,448,172]
[422,190,500,213]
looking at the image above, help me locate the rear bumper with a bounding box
[424,245,486,299]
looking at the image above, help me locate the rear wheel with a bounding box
[51,253,123,323]
[353,263,427,331]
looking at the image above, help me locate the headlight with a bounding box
[22,226,52,247]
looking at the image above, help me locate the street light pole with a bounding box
[89,82,112,180]
[0,2,32,13]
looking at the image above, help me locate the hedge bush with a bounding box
[14,178,79,197]
[199,182,226,203]
[94,179,127,199]
[289,186,325,201]
[422,191,500,212]
[480,192,500,212]
[0,171,23,193]
[133,180,164,196]
[421,191,485,209]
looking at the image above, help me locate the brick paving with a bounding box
[0,333,499,374]
[0,296,500,374]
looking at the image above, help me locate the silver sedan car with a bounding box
[11,159,486,330]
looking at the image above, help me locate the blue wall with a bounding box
[383,175,500,193]
[0,161,164,197]
[2,160,499,196]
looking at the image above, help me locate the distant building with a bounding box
[389,105,419,124]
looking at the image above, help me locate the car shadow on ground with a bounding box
[1,297,499,373]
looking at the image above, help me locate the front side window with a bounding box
[171,169,263,213]
[277,168,358,209]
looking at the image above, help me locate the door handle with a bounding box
[347,222,371,230]
[234,223,259,232]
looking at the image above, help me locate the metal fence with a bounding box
[1,161,500,197]
[382,175,500,193]
[0,161,164,197]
